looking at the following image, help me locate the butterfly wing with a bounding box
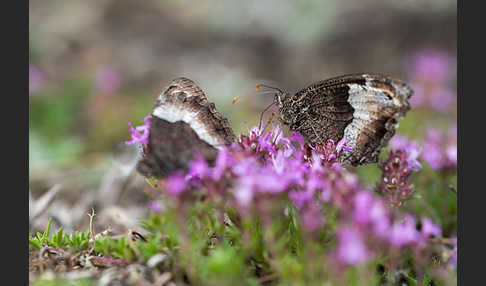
[294,74,412,165]
[137,77,236,178]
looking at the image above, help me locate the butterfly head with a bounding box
[255,84,290,107]
[255,83,293,124]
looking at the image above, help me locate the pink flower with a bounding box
[234,180,254,207]
[301,204,324,232]
[337,227,369,265]
[405,49,456,112]
[389,215,420,247]
[336,137,353,153]
[29,65,45,94]
[125,115,152,146]
[390,135,422,171]
[407,49,454,82]
[421,218,441,239]
[167,172,187,196]
[352,190,374,225]
[422,126,457,170]
[188,156,210,179]
[95,67,122,94]
[148,200,164,213]
[211,148,233,180]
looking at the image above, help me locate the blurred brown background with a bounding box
[29,0,456,233]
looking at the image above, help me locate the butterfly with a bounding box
[137,74,412,178]
[272,73,412,165]
[137,77,235,178]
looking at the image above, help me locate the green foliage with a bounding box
[29,218,53,250]
[93,237,135,261]
[68,231,91,251]
[197,243,248,286]
[29,218,91,251]
[135,233,167,262]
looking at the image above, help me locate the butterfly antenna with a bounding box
[256,84,284,94]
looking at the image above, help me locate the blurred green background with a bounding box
[29,0,456,202]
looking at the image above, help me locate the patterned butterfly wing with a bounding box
[281,74,412,165]
[137,77,236,178]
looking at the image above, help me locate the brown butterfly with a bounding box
[272,73,412,165]
[137,74,412,178]
[137,77,235,178]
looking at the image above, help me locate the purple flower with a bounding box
[352,190,374,225]
[125,115,152,147]
[29,65,45,94]
[254,167,289,194]
[148,200,164,213]
[369,200,390,238]
[336,227,369,265]
[407,49,454,82]
[428,87,455,113]
[167,172,187,196]
[390,135,422,172]
[290,132,305,148]
[211,148,233,180]
[137,120,446,268]
[352,191,390,238]
[271,150,286,174]
[336,137,353,153]
[421,218,441,239]
[301,203,324,232]
[188,156,210,179]
[422,126,457,170]
[289,188,315,209]
[95,67,122,94]
[234,180,254,207]
[378,135,423,206]
[389,215,420,247]
[405,49,456,112]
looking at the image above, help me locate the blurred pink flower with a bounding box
[29,65,45,94]
[422,125,457,170]
[148,200,164,213]
[95,66,122,94]
[390,134,422,172]
[406,48,456,112]
[407,49,454,82]
[421,218,441,239]
[337,227,369,265]
[301,203,324,233]
[167,172,187,196]
[389,215,421,247]
[188,156,210,179]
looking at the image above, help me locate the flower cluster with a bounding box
[125,115,152,147]
[336,191,441,265]
[422,125,457,171]
[405,49,456,113]
[148,121,443,267]
[376,135,422,206]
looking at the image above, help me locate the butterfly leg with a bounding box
[309,122,324,144]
